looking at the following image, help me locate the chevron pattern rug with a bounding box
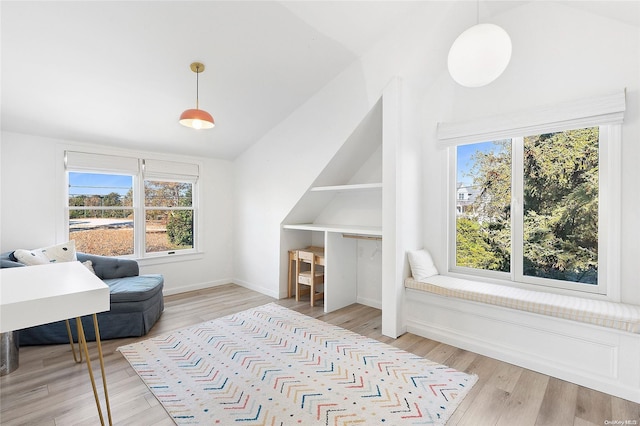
[118,303,477,425]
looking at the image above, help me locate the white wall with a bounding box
[232,2,451,304]
[0,131,235,295]
[232,65,379,298]
[422,2,640,305]
[233,1,640,312]
[1,133,58,249]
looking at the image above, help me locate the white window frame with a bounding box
[67,170,137,256]
[141,159,199,258]
[64,151,201,261]
[438,91,625,300]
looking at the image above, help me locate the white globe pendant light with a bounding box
[448,14,512,87]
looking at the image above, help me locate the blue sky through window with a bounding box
[68,172,132,197]
[457,141,506,186]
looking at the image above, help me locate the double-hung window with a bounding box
[438,91,625,296]
[142,159,198,256]
[65,152,199,258]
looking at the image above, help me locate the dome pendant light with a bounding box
[447,0,512,88]
[179,62,215,129]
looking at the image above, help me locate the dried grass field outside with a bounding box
[70,219,181,256]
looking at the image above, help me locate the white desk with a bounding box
[0,261,112,425]
[283,224,382,313]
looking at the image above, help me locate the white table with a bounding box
[1,261,112,425]
[283,224,382,313]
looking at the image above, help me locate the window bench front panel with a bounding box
[403,276,640,403]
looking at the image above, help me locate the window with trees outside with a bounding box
[145,180,194,254]
[440,91,625,296]
[455,128,599,288]
[65,151,199,258]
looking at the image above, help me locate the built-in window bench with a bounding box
[404,275,640,403]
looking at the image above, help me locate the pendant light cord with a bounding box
[196,65,200,110]
[476,0,479,24]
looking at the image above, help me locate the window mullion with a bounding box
[511,137,524,283]
[599,125,620,300]
[69,206,135,210]
[142,206,194,211]
[448,147,458,273]
[134,171,145,258]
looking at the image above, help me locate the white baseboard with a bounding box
[163,277,279,300]
[405,288,640,403]
[163,277,282,299]
[356,296,382,310]
[232,278,280,299]
[162,279,231,296]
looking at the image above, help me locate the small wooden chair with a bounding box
[287,249,298,298]
[295,249,324,307]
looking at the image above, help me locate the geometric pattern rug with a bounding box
[118,303,477,425]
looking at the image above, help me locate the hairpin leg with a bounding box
[93,314,112,426]
[65,319,82,364]
[76,316,112,426]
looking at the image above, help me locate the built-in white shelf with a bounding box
[283,223,382,236]
[309,183,382,193]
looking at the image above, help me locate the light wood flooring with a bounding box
[1,284,638,425]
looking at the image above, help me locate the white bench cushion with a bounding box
[405,275,640,333]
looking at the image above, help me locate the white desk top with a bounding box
[0,261,110,333]
[282,223,382,236]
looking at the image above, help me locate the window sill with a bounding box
[444,271,614,302]
[136,251,204,266]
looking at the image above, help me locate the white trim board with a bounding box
[283,223,382,236]
[404,288,640,403]
[436,90,626,147]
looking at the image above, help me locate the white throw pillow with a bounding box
[13,249,51,266]
[407,249,439,281]
[82,260,96,274]
[40,240,77,263]
[14,241,77,266]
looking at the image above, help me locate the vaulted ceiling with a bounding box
[2,1,638,160]
[1,1,425,159]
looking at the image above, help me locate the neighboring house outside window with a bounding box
[65,151,199,259]
[456,183,480,215]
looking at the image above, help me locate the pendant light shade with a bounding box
[448,23,512,88]
[179,108,214,130]
[180,62,215,129]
